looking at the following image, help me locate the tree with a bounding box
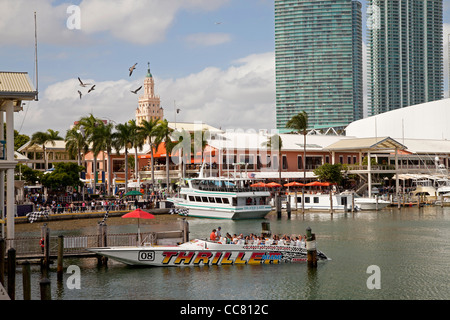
[92,121,114,195]
[154,119,174,191]
[138,118,160,193]
[113,121,133,194]
[41,162,84,190]
[128,119,145,181]
[262,133,283,184]
[16,164,42,184]
[30,129,63,171]
[286,111,308,178]
[313,163,344,185]
[65,127,88,166]
[76,114,106,193]
[286,111,308,213]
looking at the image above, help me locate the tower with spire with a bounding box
[135,62,164,126]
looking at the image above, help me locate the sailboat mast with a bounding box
[34,11,39,101]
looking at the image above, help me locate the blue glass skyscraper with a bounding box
[275,0,363,130]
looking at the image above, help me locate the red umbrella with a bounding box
[305,181,325,187]
[122,208,155,244]
[265,182,282,188]
[251,182,266,188]
[284,181,305,187]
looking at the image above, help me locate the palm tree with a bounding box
[113,121,133,194]
[154,119,174,192]
[138,118,160,193]
[128,119,145,183]
[286,111,308,213]
[65,127,88,167]
[92,121,114,195]
[286,111,308,180]
[262,133,283,184]
[30,129,63,171]
[76,114,105,193]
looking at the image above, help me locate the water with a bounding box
[10,206,450,300]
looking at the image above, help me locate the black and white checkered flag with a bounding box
[99,210,109,225]
[26,211,49,223]
[169,208,189,216]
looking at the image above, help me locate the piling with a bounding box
[41,224,50,276]
[57,235,64,282]
[329,192,333,215]
[261,221,271,237]
[306,227,317,269]
[294,191,298,211]
[40,277,51,300]
[22,261,31,300]
[351,192,355,213]
[97,223,108,266]
[275,193,281,219]
[0,238,5,287]
[286,195,291,219]
[7,248,16,300]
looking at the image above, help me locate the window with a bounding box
[282,155,288,170]
[272,155,279,170]
[313,197,319,203]
[189,196,195,201]
[202,197,208,202]
[222,198,229,204]
[208,197,215,203]
[195,196,201,202]
[216,198,223,204]
[239,154,255,170]
[297,156,303,169]
[305,197,310,203]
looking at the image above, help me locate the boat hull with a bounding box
[174,205,272,219]
[354,199,390,210]
[88,240,328,266]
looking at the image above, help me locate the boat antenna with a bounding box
[34,11,39,101]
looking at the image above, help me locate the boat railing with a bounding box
[196,185,268,193]
[209,238,306,248]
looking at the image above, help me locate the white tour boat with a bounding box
[353,196,390,210]
[88,238,329,267]
[167,177,272,219]
[284,192,357,212]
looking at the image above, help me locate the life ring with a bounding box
[39,238,45,248]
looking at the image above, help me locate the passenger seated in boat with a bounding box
[210,229,217,241]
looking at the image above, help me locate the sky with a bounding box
[1,0,449,137]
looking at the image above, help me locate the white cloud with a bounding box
[15,51,276,136]
[158,52,275,131]
[185,33,232,47]
[0,0,230,46]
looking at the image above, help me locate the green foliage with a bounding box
[313,163,344,185]
[16,164,42,184]
[41,162,84,190]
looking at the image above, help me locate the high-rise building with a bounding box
[368,0,443,116]
[275,0,363,130]
[135,63,164,126]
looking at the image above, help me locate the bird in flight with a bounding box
[78,77,91,87]
[88,85,96,93]
[129,63,138,77]
[131,86,142,94]
[78,90,82,99]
